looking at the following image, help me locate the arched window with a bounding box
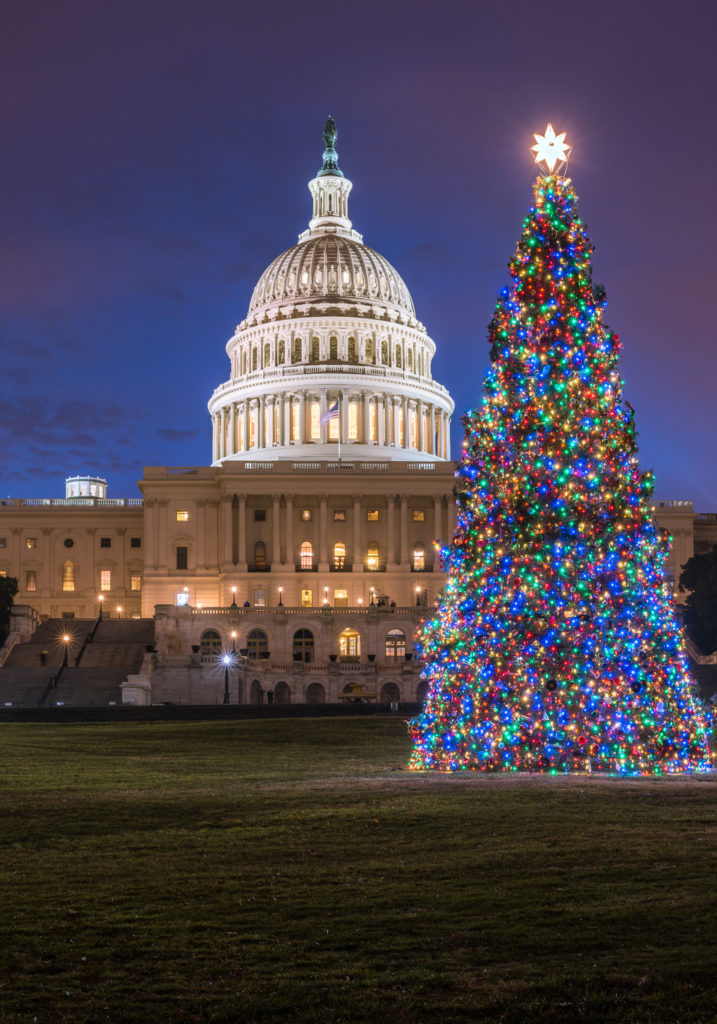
[264,343,270,366]
[385,629,406,663]
[62,560,75,592]
[250,679,264,704]
[412,542,426,571]
[293,338,302,363]
[365,337,374,363]
[200,629,221,660]
[366,542,380,571]
[329,336,338,361]
[306,682,325,704]
[310,401,320,440]
[311,337,320,362]
[253,541,267,568]
[348,337,357,363]
[252,348,258,371]
[274,681,291,704]
[293,629,314,663]
[407,348,413,371]
[333,542,346,571]
[300,541,313,570]
[395,347,402,369]
[278,339,285,363]
[381,340,388,364]
[380,681,401,703]
[247,629,268,659]
[339,628,360,660]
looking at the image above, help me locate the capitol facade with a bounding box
[1,120,715,707]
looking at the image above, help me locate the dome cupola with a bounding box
[208,119,453,465]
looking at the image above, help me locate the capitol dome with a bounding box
[208,118,453,465]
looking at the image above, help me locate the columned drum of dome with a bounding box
[208,119,454,464]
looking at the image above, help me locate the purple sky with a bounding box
[2,0,716,506]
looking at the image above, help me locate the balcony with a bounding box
[410,564,433,573]
[248,563,271,572]
[365,562,386,572]
[295,562,318,572]
[330,560,347,572]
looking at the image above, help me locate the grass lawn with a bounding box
[0,717,715,1023]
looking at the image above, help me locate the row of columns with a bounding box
[212,391,451,461]
[233,334,429,379]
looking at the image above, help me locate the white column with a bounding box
[320,392,328,444]
[283,394,292,445]
[418,402,425,452]
[352,494,361,571]
[399,494,409,565]
[229,404,236,456]
[402,396,409,449]
[266,396,274,447]
[363,394,371,444]
[340,389,348,447]
[285,493,294,569]
[430,406,437,455]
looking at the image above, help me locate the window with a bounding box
[333,542,346,570]
[310,401,320,440]
[0,538,6,549]
[385,629,406,663]
[366,543,380,571]
[176,546,188,570]
[301,588,313,607]
[130,537,141,548]
[62,561,75,592]
[310,337,320,362]
[365,337,374,362]
[100,537,111,548]
[398,407,404,445]
[64,538,74,548]
[329,336,338,360]
[25,570,37,592]
[200,629,221,659]
[395,347,402,369]
[328,413,339,440]
[300,509,312,522]
[348,337,357,363]
[176,591,189,606]
[300,541,313,570]
[100,570,112,591]
[293,628,314,663]
[367,509,379,522]
[292,337,302,363]
[130,571,142,592]
[333,510,346,521]
[252,588,266,607]
[291,402,300,440]
[348,402,358,440]
[176,510,189,522]
[338,628,360,660]
[0,570,6,577]
[369,402,377,441]
[254,509,266,522]
[247,629,269,658]
[413,510,425,522]
[253,541,267,568]
[334,588,348,607]
[412,543,426,571]
[410,408,418,448]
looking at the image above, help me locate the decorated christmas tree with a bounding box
[410,126,713,775]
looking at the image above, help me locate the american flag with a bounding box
[320,400,339,425]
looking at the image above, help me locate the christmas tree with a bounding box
[410,126,713,775]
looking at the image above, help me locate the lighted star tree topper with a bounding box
[410,126,713,775]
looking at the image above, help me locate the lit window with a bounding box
[369,402,377,441]
[328,413,339,440]
[176,592,189,606]
[291,402,300,440]
[300,509,312,522]
[62,561,75,592]
[333,542,346,570]
[100,570,112,591]
[385,629,406,663]
[367,510,379,522]
[26,537,37,549]
[253,589,266,608]
[264,404,270,441]
[301,588,313,607]
[25,570,37,592]
[398,408,404,445]
[410,408,418,448]
[250,413,256,447]
[0,570,7,577]
[339,628,360,659]
[310,401,321,440]
[176,547,188,570]
[366,543,380,571]
[413,510,425,522]
[300,542,313,570]
[412,543,426,571]
[334,588,348,607]
[333,510,346,521]
[100,537,111,548]
[253,541,267,567]
[130,571,142,592]
[348,402,358,440]
[176,510,189,522]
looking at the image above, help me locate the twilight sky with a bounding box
[2,0,716,506]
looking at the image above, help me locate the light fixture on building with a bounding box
[278,586,284,607]
[231,585,237,608]
[97,594,104,621]
[116,606,123,618]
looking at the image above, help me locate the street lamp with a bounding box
[61,634,71,669]
[278,586,284,607]
[97,594,104,621]
[116,606,123,619]
[222,653,234,705]
[370,587,375,606]
[231,586,237,608]
[416,586,422,606]
[230,630,237,654]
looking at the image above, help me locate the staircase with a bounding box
[0,618,155,707]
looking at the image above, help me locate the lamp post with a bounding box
[230,630,237,654]
[222,653,233,705]
[231,586,237,608]
[278,586,284,607]
[370,587,375,606]
[116,605,123,619]
[61,633,71,669]
[415,586,422,606]
[97,594,104,621]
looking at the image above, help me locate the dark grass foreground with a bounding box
[0,719,715,1023]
